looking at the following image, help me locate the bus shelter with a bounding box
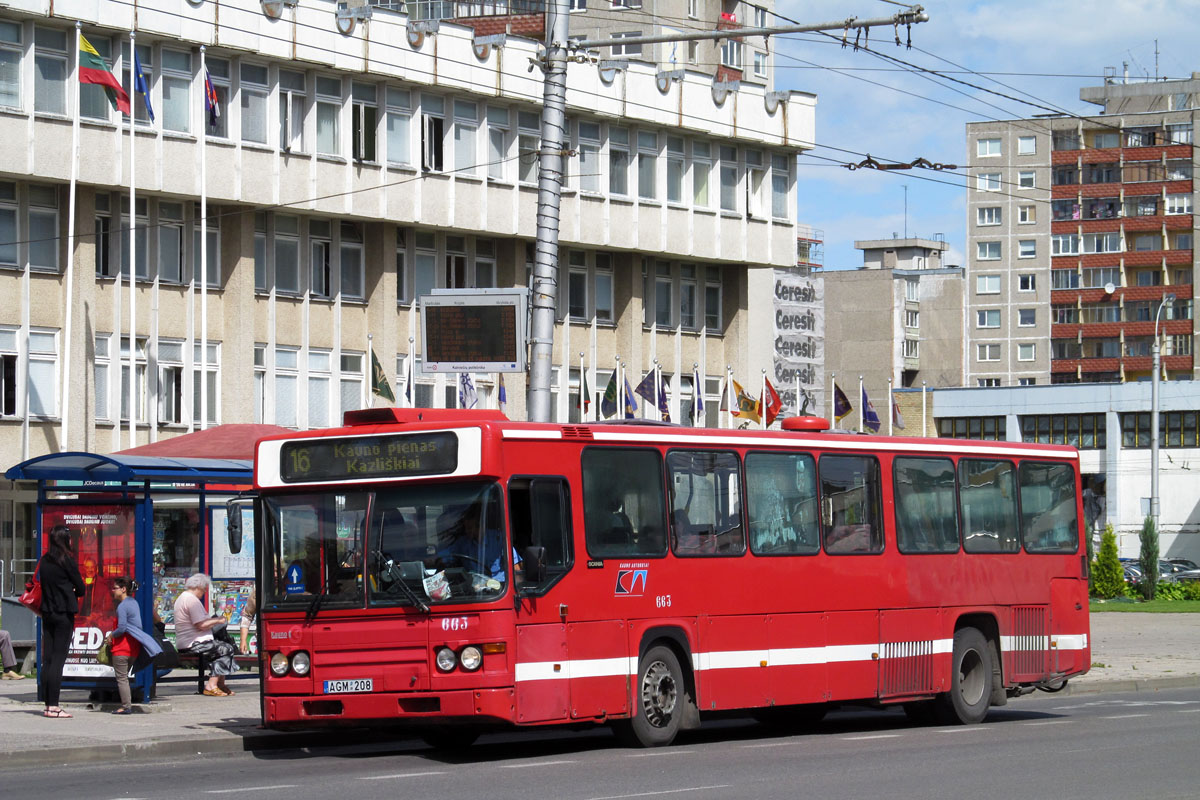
[4,452,254,702]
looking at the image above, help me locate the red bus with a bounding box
[244,408,1089,747]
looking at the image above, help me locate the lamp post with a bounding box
[1150,292,1176,534]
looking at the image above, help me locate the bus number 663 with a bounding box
[441,617,470,632]
[655,595,671,608]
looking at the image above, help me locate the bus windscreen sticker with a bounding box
[280,431,458,483]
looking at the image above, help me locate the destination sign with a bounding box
[279,432,458,483]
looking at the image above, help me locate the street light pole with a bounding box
[1150,292,1176,534]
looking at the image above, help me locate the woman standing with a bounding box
[104,577,162,715]
[39,525,84,719]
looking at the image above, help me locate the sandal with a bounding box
[43,708,73,718]
[112,708,132,715]
[202,687,229,697]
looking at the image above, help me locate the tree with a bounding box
[1139,516,1159,600]
[1091,524,1124,599]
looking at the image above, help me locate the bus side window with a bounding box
[819,455,884,555]
[959,459,1019,554]
[508,476,573,591]
[893,457,960,554]
[1019,462,1079,553]
[746,451,819,556]
[582,448,668,558]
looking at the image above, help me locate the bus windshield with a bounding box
[263,481,511,609]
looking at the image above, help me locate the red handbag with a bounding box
[18,562,41,617]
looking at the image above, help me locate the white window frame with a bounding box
[78,34,114,122]
[1052,234,1079,256]
[1017,343,1036,362]
[0,21,22,112]
[204,57,230,140]
[692,141,711,208]
[160,48,192,134]
[1018,171,1035,189]
[385,87,412,166]
[1018,308,1036,327]
[340,352,364,417]
[637,130,658,201]
[976,309,1001,329]
[609,125,630,196]
[1167,194,1193,215]
[352,81,378,163]
[453,98,478,176]
[976,138,1001,157]
[977,206,1001,226]
[719,145,738,213]
[976,172,1001,191]
[903,339,919,358]
[307,349,332,429]
[976,274,1000,295]
[610,32,643,57]
[578,121,602,193]
[976,241,1001,261]
[517,110,539,185]
[157,339,185,425]
[340,221,364,299]
[315,75,342,157]
[977,343,1000,361]
[1018,239,1036,259]
[752,51,767,79]
[1018,273,1036,292]
[1017,136,1036,155]
[486,105,508,181]
[240,62,269,146]
[1018,205,1036,224]
[667,136,685,205]
[720,39,743,70]
[34,27,68,117]
[193,340,219,426]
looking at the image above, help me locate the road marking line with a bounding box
[207,787,297,795]
[587,785,731,800]
[1022,720,1072,726]
[500,760,577,769]
[842,734,901,740]
[742,741,801,748]
[935,727,987,733]
[1177,709,1200,713]
[1101,714,1150,719]
[358,772,447,780]
[625,750,695,757]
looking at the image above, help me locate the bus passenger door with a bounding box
[825,611,878,702]
[566,621,629,721]
[514,624,569,723]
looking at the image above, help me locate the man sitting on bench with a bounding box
[173,573,239,697]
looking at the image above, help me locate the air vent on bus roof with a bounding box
[561,426,594,440]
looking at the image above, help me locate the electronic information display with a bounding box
[279,432,458,483]
[420,289,528,373]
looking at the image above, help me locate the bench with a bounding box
[167,650,259,694]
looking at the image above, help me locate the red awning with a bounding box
[115,424,292,461]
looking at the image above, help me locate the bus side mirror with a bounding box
[521,546,546,584]
[227,501,243,555]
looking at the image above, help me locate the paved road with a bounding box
[5,686,1200,800]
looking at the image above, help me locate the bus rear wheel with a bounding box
[935,627,992,725]
[616,645,685,747]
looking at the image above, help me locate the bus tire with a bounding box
[619,645,686,747]
[420,728,480,750]
[935,627,992,725]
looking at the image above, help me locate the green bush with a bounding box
[1139,516,1160,600]
[1091,524,1125,599]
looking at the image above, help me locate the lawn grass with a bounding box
[1090,599,1200,613]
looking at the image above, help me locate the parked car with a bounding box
[1175,569,1200,583]
[1168,558,1199,572]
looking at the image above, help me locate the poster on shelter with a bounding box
[771,269,825,418]
[40,504,136,678]
[210,505,255,580]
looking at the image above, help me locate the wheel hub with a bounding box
[641,660,678,728]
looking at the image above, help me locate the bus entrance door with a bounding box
[566,620,629,721]
[515,623,568,723]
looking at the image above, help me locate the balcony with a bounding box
[401,0,546,36]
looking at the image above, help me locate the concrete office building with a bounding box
[0,0,812,588]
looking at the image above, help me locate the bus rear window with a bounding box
[582,448,667,558]
[1019,462,1079,553]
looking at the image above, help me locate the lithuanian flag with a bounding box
[80,35,130,114]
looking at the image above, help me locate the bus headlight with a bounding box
[291,651,311,676]
[435,647,457,672]
[459,646,482,671]
[270,652,289,676]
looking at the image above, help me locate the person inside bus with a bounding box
[437,505,521,584]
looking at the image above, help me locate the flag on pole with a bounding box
[79,35,130,114]
[634,370,657,406]
[370,347,395,404]
[763,378,783,427]
[656,373,670,422]
[133,50,154,121]
[404,356,414,406]
[578,370,590,413]
[498,374,507,414]
[731,380,761,424]
[691,367,704,424]
[623,378,639,419]
[861,385,881,433]
[892,394,906,430]
[833,383,852,421]
[204,69,221,130]
[600,371,618,418]
[459,373,478,409]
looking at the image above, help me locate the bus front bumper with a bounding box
[265,687,517,728]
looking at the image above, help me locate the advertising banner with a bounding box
[772,270,825,418]
[41,505,137,679]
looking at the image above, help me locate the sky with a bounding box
[771,0,1200,270]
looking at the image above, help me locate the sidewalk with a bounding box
[2,612,1198,768]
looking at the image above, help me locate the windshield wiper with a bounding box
[376,552,430,613]
[304,583,330,624]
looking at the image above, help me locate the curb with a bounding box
[3,675,1198,768]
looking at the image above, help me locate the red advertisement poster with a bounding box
[41,505,137,679]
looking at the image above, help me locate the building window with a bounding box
[705,266,722,330]
[340,222,364,299]
[193,341,218,425]
[307,349,331,428]
[977,343,1000,361]
[609,125,630,196]
[905,278,919,302]
[205,58,230,139]
[938,416,1006,440]
[1017,136,1036,155]
[1167,194,1192,215]
[976,309,1000,328]
[744,149,765,217]
[192,205,222,287]
[274,214,301,294]
[903,339,919,358]
[1019,274,1036,292]
[93,333,111,420]
[309,219,332,299]
[654,261,673,327]
[977,207,1001,226]
[976,274,1000,294]
[679,264,697,328]
[1051,234,1079,256]
[1018,171,1035,189]
[119,42,153,126]
[274,346,299,428]
[692,141,710,208]
[1018,308,1036,327]
[453,99,478,175]
[567,251,587,319]
[1020,414,1105,449]
[667,136,685,204]
[386,87,412,166]
[421,94,445,172]
[0,21,22,111]
[34,27,68,117]
[161,49,191,133]
[771,154,790,219]
[1018,205,1036,224]
[720,39,743,70]
[596,253,614,322]
[1018,240,1036,258]
[752,52,767,79]
[517,110,539,185]
[1082,232,1121,254]
[157,202,184,283]
[719,146,738,212]
[340,352,364,417]
[352,82,378,162]
[905,309,919,328]
[119,335,148,423]
[240,63,269,145]
[610,32,643,57]
[315,76,342,156]
[1017,343,1035,361]
[978,379,1001,388]
[976,241,1001,261]
[569,0,586,8]
[976,138,1001,157]
[157,340,185,424]
[686,0,697,17]
[486,106,508,180]
[1017,378,1036,386]
[577,121,602,193]
[637,130,658,200]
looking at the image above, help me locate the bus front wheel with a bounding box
[616,645,686,747]
[935,627,992,725]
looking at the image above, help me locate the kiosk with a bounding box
[4,453,253,701]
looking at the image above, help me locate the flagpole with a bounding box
[578,350,585,422]
[829,372,836,429]
[408,336,415,408]
[367,334,375,408]
[615,355,621,420]
[653,358,659,421]
[692,361,700,428]
[887,377,893,436]
[62,21,82,449]
[725,365,733,429]
[922,380,927,437]
[199,45,209,430]
[127,30,137,449]
[759,368,766,430]
[795,369,800,419]
[858,375,864,434]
